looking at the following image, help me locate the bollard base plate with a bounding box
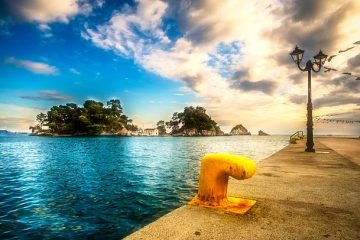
[188,195,256,214]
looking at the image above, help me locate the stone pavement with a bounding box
[317,137,360,165]
[125,139,360,240]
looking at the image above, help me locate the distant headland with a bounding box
[29,99,268,137]
[0,130,28,136]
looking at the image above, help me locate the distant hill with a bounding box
[230,124,251,135]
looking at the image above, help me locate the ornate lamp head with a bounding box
[290,45,304,65]
[313,50,327,68]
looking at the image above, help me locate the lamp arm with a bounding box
[311,62,322,72]
[297,62,307,72]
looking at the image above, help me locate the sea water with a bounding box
[0,135,288,239]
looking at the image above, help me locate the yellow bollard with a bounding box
[188,153,257,214]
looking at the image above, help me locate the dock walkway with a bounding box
[125,138,360,239]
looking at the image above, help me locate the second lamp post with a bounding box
[290,46,327,152]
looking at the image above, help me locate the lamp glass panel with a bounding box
[290,46,304,65]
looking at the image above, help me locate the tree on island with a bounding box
[30,99,138,135]
[156,120,167,135]
[36,113,47,128]
[165,106,223,136]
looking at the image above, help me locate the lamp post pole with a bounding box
[290,46,327,153]
[306,60,314,152]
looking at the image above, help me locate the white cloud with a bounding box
[5,0,104,24]
[38,23,51,31]
[13,0,81,23]
[5,57,59,75]
[83,0,360,133]
[69,68,81,75]
[20,91,71,101]
[95,0,105,8]
[82,0,170,58]
[37,23,53,38]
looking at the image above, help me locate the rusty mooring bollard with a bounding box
[188,153,257,214]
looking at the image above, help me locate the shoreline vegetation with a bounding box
[28,99,264,137]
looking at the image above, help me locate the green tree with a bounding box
[36,112,47,128]
[166,112,180,134]
[166,106,222,135]
[126,124,139,131]
[107,99,123,118]
[156,120,166,135]
[83,100,105,125]
[29,125,41,134]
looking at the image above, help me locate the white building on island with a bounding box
[143,128,159,136]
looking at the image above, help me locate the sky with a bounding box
[0,0,359,135]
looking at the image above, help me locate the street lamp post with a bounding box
[290,46,327,152]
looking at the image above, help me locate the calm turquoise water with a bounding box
[0,135,288,239]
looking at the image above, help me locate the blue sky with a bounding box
[0,0,359,134]
[0,0,200,130]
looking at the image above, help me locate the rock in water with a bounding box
[230,124,251,135]
[258,130,269,136]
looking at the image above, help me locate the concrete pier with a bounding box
[125,138,360,239]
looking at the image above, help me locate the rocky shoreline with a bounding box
[27,123,270,137]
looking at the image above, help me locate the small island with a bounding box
[163,106,224,136]
[258,130,270,136]
[229,124,251,135]
[30,99,139,136]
